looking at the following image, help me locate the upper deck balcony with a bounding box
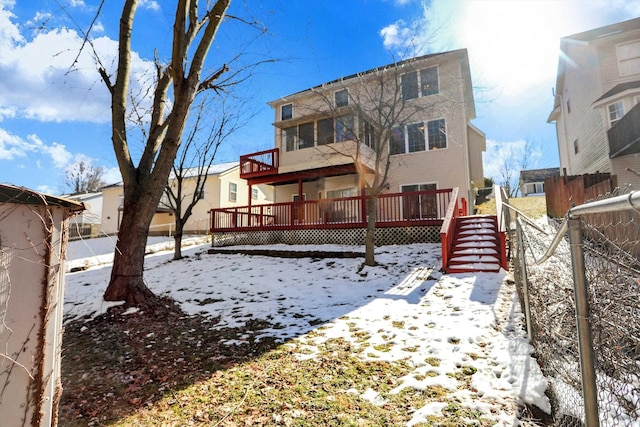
[608,102,640,158]
[240,148,279,180]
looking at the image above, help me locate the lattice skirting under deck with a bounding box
[211,226,441,247]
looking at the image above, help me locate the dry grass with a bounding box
[58,305,496,426]
[476,195,547,220]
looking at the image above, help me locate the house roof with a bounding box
[563,17,640,43]
[593,80,640,105]
[519,168,560,184]
[170,161,239,179]
[268,49,473,112]
[0,184,85,210]
[101,162,240,188]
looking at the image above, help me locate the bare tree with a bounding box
[65,159,106,194]
[498,139,539,197]
[310,58,451,266]
[162,95,243,260]
[96,0,233,307]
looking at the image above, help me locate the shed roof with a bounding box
[0,184,85,211]
[519,168,560,183]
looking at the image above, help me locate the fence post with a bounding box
[567,217,600,427]
[515,216,533,342]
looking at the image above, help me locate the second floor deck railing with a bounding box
[608,101,640,158]
[240,148,279,179]
[210,189,454,232]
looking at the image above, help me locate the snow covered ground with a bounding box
[64,237,550,425]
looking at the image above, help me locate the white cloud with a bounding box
[483,139,542,184]
[102,166,122,185]
[0,3,157,124]
[380,21,412,51]
[139,0,160,12]
[380,0,640,98]
[0,128,72,168]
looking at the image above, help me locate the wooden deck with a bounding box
[210,189,453,232]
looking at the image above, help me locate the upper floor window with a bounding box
[286,115,355,151]
[401,67,439,100]
[197,188,205,200]
[335,115,354,142]
[251,187,258,200]
[283,122,316,151]
[427,119,447,150]
[229,182,237,202]
[573,138,579,154]
[617,40,640,77]
[361,120,375,149]
[281,103,293,120]
[335,89,348,107]
[390,119,447,155]
[608,101,624,127]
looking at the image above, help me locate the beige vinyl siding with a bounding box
[560,42,610,175]
[612,155,640,190]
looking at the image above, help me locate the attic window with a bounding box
[335,89,348,107]
[281,103,293,120]
[617,40,640,77]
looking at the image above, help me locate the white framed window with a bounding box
[326,188,357,199]
[401,66,439,100]
[283,122,314,151]
[281,103,293,120]
[251,187,258,200]
[361,119,375,148]
[229,182,237,202]
[608,101,624,126]
[197,188,205,200]
[390,119,447,155]
[335,89,348,107]
[617,40,640,77]
[533,182,544,193]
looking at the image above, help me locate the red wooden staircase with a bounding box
[443,215,506,273]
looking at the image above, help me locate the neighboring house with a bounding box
[548,17,640,191]
[63,191,103,237]
[101,162,273,235]
[213,49,486,245]
[519,168,560,196]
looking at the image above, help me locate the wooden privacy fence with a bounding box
[544,172,617,218]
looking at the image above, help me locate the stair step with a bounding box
[455,241,497,249]
[457,235,497,242]
[446,263,501,273]
[449,254,500,263]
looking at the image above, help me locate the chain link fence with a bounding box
[505,187,640,427]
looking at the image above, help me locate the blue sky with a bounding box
[0,0,638,195]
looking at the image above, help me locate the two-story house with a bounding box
[102,162,273,236]
[548,17,640,190]
[211,49,487,249]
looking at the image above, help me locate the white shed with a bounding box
[0,185,84,426]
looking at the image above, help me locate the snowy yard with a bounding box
[62,237,550,425]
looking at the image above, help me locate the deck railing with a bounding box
[608,101,640,158]
[239,148,279,179]
[210,189,453,232]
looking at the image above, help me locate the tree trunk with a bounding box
[364,195,377,266]
[173,219,184,260]
[104,184,163,307]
